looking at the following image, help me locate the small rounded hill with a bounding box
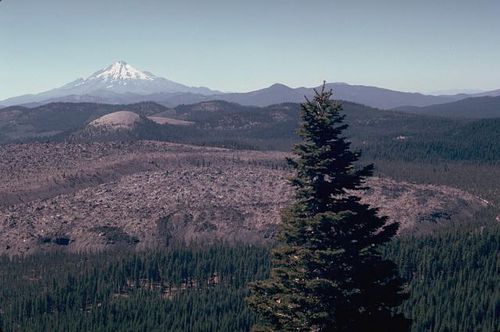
[89,111,143,130]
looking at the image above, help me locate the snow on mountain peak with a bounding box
[89,61,155,81]
[0,61,220,105]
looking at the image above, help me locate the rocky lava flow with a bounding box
[0,141,487,255]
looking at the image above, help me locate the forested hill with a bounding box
[151,100,500,163]
[1,100,498,163]
[396,95,500,119]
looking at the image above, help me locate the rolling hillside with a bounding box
[1,100,498,163]
[397,95,500,118]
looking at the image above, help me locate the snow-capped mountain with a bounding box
[59,61,217,95]
[0,61,219,106]
[92,61,155,81]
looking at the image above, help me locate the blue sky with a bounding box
[1,0,499,100]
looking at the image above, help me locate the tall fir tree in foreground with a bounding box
[247,85,411,331]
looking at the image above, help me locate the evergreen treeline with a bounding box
[384,225,500,332]
[358,118,500,163]
[373,160,500,207]
[0,225,498,332]
[0,246,270,332]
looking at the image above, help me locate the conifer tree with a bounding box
[247,84,411,331]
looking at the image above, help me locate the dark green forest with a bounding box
[385,224,499,332]
[140,102,500,164]
[0,223,498,332]
[373,160,500,207]
[2,101,499,164]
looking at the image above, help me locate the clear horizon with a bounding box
[1,0,499,100]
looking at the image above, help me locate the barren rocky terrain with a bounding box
[0,141,488,256]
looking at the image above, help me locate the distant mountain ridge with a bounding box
[1,61,499,110]
[216,83,475,109]
[397,95,500,118]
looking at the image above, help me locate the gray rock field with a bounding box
[0,141,487,255]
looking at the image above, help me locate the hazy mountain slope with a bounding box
[396,96,500,118]
[213,84,309,106]
[473,89,500,97]
[204,83,467,109]
[323,83,465,109]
